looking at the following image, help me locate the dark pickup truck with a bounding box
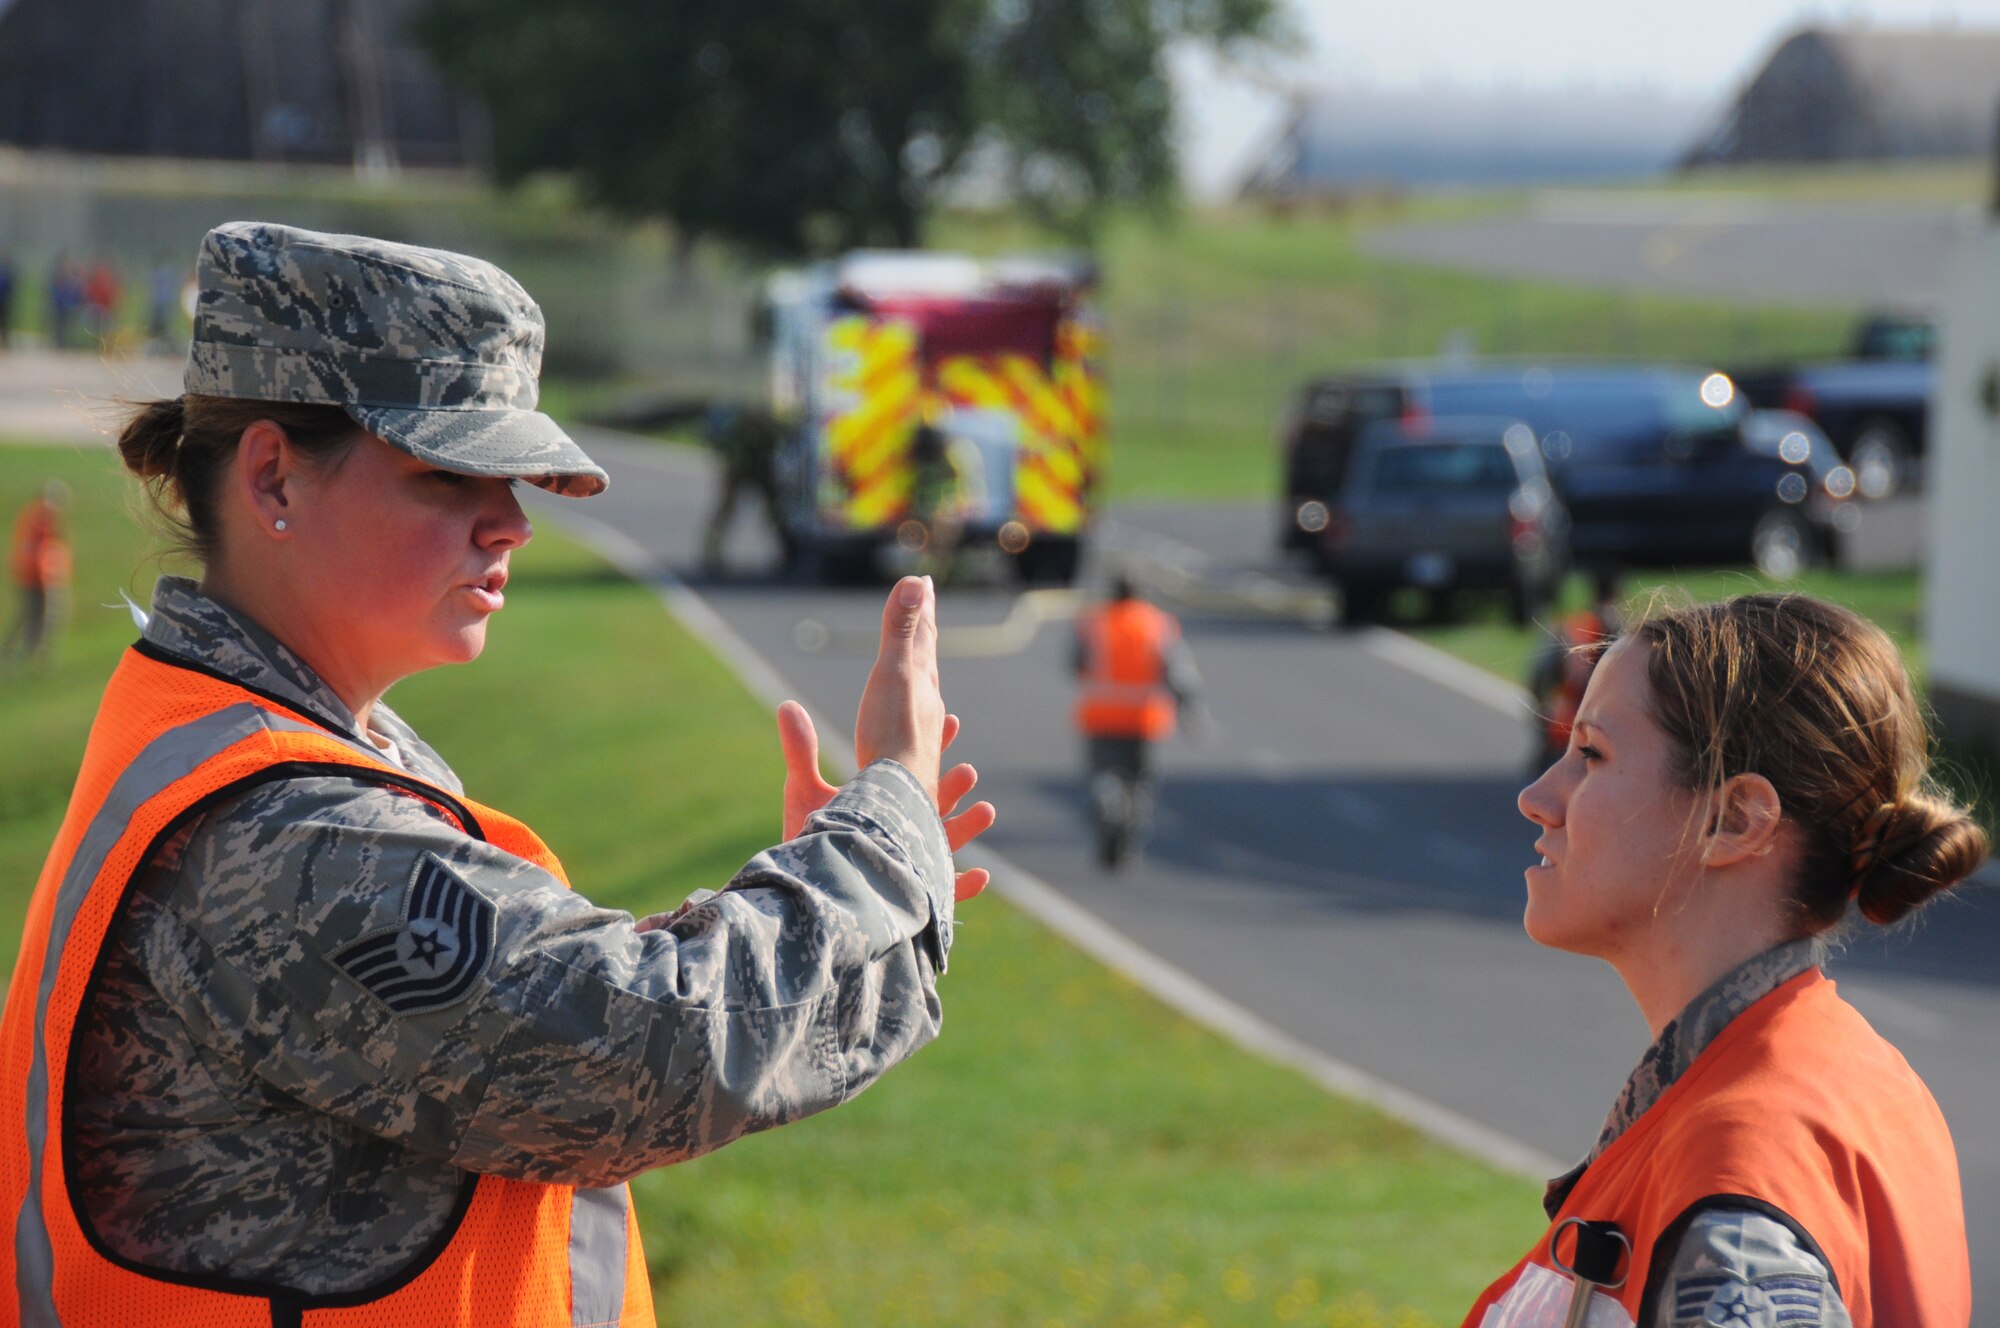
[1732,313,1932,498]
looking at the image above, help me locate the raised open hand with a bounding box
[776,576,994,900]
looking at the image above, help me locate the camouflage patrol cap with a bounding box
[184,221,607,497]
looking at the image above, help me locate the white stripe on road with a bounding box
[1361,628,1534,719]
[543,494,1565,1182]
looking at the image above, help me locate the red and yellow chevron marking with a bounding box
[936,352,1089,533]
[1052,316,1106,477]
[821,317,922,525]
[848,467,915,527]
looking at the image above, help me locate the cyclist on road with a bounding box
[1072,574,1201,866]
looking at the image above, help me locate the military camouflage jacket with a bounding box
[1544,939,1852,1328]
[70,577,957,1295]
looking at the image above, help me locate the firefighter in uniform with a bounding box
[0,222,996,1327]
[699,401,786,574]
[1072,574,1200,866]
[1475,594,1977,1327]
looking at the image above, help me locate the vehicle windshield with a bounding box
[1369,443,1517,491]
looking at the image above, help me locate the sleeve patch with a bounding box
[333,853,496,1015]
[1675,1274,1828,1327]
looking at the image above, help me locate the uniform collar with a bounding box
[1543,936,1820,1217]
[140,576,461,792]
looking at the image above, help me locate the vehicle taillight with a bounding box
[1399,402,1431,436]
[1509,512,1542,552]
[1783,383,1816,418]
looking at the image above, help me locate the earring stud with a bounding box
[275,519,288,532]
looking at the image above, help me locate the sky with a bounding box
[1175,0,2000,195]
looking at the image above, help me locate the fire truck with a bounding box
[764,250,1105,583]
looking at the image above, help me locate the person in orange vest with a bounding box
[1471,594,1979,1328]
[1528,565,1624,771]
[1073,574,1200,866]
[3,479,72,672]
[0,223,997,1327]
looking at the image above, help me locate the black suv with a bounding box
[1279,363,1854,576]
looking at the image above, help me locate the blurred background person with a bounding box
[83,258,120,347]
[699,399,786,575]
[1528,564,1626,770]
[47,254,80,350]
[145,259,180,350]
[3,479,72,672]
[1073,573,1202,866]
[906,409,967,579]
[0,251,15,349]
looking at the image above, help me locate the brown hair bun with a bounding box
[111,395,360,564]
[115,397,187,480]
[1853,795,1989,925]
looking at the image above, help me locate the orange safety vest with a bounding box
[9,500,68,590]
[1462,969,1968,1328]
[1540,609,1608,754]
[1073,600,1179,742]
[0,645,656,1328]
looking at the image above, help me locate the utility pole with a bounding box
[332,0,398,180]
[236,0,281,161]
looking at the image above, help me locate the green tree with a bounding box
[410,0,1275,255]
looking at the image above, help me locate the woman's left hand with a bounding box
[777,702,995,901]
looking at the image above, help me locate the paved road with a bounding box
[546,431,2000,1300]
[1360,194,1975,308]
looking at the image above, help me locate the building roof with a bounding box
[1684,24,2000,165]
[1237,87,1706,197]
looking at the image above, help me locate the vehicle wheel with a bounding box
[795,539,880,586]
[1508,576,1545,628]
[1339,583,1387,628]
[1012,536,1080,586]
[1091,772,1133,868]
[1848,417,1912,500]
[1427,588,1462,625]
[1750,508,1813,580]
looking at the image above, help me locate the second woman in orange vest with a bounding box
[1468,593,1981,1328]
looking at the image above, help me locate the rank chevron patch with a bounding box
[333,853,497,1015]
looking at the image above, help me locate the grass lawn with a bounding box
[0,443,1541,1325]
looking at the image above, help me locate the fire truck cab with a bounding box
[765,250,1104,584]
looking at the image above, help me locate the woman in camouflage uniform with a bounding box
[10,222,994,1318]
